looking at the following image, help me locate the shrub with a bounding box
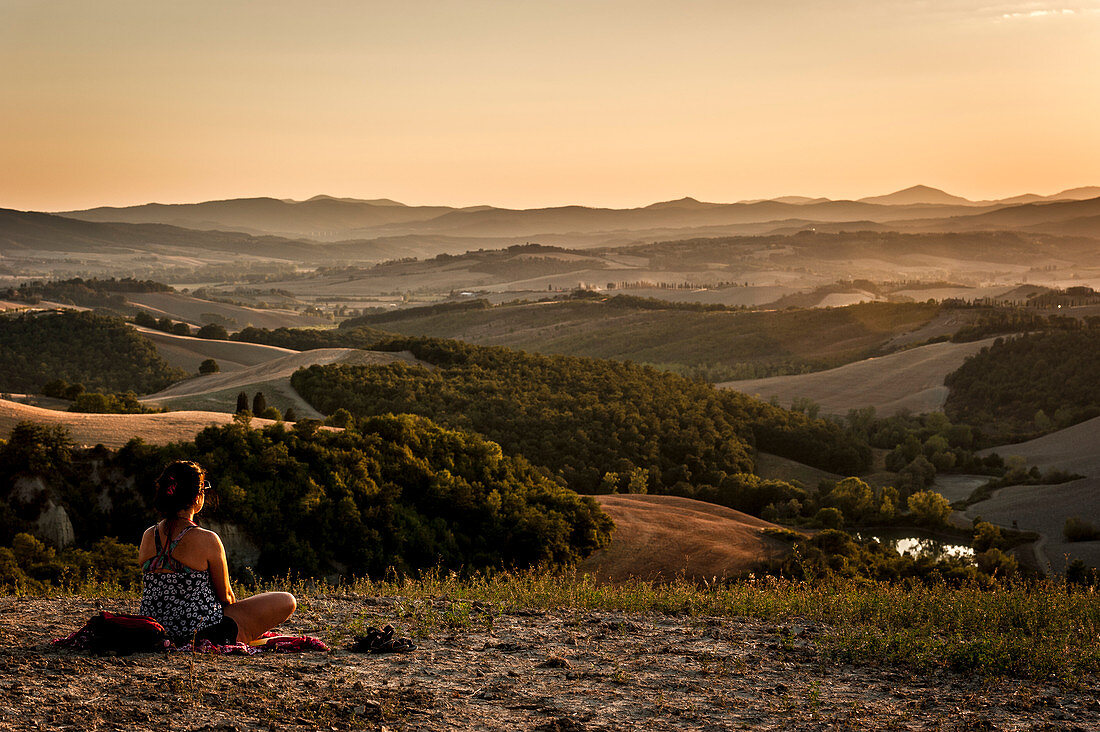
[813,507,845,529]
[972,521,1007,552]
[199,359,220,375]
[1063,517,1100,542]
[975,548,1018,578]
[196,323,229,340]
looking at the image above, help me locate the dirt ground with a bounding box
[1,595,1096,731]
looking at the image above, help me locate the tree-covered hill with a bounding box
[0,311,186,395]
[0,417,611,578]
[3,277,171,312]
[291,338,872,496]
[944,328,1100,440]
[230,324,394,350]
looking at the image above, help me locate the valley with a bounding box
[3,185,1100,587]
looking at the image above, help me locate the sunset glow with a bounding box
[2,0,1098,210]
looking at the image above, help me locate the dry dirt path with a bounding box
[2,595,1096,732]
[718,338,996,416]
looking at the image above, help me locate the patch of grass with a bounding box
[30,568,1100,681]
[330,569,1098,681]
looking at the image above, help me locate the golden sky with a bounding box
[2,0,1099,211]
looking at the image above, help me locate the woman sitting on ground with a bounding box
[137,460,296,645]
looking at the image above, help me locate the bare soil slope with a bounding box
[578,494,789,582]
[141,348,423,417]
[134,326,298,372]
[0,399,279,448]
[719,338,996,416]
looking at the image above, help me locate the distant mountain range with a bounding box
[0,186,1095,272]
[51,185,1100,243]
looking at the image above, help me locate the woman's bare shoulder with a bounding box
[190,526,225,546]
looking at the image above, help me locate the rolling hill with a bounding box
[576,494,791,581]
[718,338,997,415]
[338,298,942,379]
[128,292,323,330]
[965,417,1100,573]
[134,326,300,373]
[0,398,281,448]
[141,347,424,416]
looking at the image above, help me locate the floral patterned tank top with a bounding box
[139,522,223,644]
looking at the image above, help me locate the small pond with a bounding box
[856,528,975,562]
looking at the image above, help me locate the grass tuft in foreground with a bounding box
[31,569,1100,682]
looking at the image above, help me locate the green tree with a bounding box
[326,408,354,429]
[199,359,220,375]
[196,323,229,340]
[907,490,951,526]
[252,392,267,415]
[824,477,876,521]
[236,392,249,414]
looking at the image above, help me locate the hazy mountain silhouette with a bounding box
[60,192,1005,241]
[859,185,974,206]
[906,196,1100,233]
[42,187,1100,251]
[738,196,831,205]
[1051,186,1100,201]
[60,197,461,240]
[0,208,476,262]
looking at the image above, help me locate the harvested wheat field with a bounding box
[985,416,1100,476]
[135,326,298,372]
[578,495,790,582]
[0,399,279,448]
[719,338,996,416]
[965,476,1100,574]
[969,418,1100,572]
[141,347,423,417]
[128,291,322,329]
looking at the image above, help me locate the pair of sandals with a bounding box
[350,624,417,653]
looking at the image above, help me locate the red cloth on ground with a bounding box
[52,613,328,655]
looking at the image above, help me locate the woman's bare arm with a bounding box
[206,532,236,605]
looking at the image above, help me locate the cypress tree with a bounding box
[252,391,267,415]
[236,392,249,414]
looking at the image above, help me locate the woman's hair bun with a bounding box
[154,460,205,518]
